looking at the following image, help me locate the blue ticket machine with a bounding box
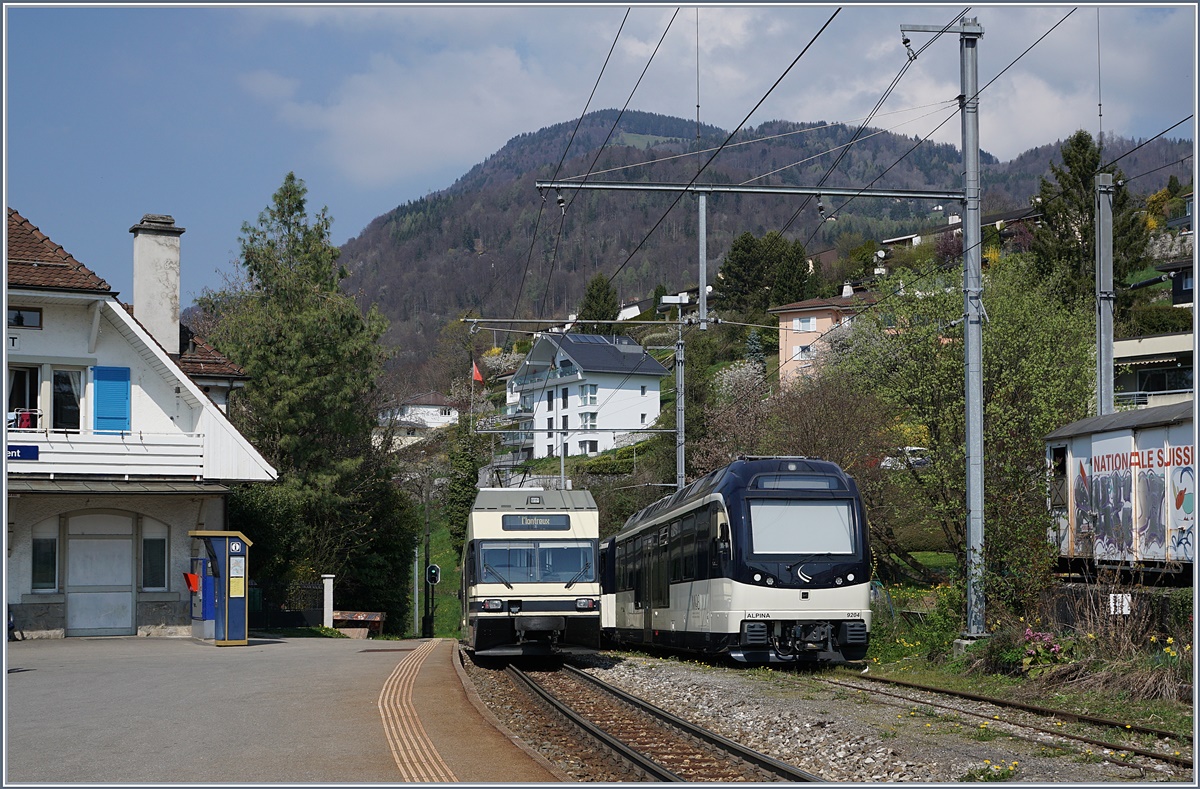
[188,530,252,646]
[188,556,216,639]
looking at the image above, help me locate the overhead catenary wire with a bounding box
[601,7,841,286]
[704,138,1194,430]
[502,9,631,324]
[798,6,1079,251]
[539,8,680,317]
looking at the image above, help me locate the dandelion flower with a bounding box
[983,760,991,765]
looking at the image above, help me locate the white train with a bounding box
[460,487,601,658]
[600,457,872,664]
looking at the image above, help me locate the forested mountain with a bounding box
[339,109,1191,369]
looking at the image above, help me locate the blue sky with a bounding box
[4,4,1195,304]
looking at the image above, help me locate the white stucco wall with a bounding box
[7,494,226,638]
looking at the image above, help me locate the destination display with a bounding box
[502,513,570,531]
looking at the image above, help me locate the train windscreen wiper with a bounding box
[483,563,513,589]
[564,561,591,590]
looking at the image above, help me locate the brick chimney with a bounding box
[130,214,185,355]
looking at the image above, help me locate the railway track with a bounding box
[820,669,1193,771]
[506,663,824,782]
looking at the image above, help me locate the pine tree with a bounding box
[1031,130,1148,305]
[198,173,417,627]
[577,273,620,334]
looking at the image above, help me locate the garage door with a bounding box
[65,513,135,637]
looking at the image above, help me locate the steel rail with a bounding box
[562,664,825,782]
[837,669,1193,742]
[506,665,682,781]
[822,675,1192,770]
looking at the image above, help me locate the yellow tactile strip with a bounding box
[377,638,457,781]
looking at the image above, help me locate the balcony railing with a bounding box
[509,366,583,390]
[5,426,205,478]
[1113,388,1194,408]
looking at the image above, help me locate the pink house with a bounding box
[768,285,877,382]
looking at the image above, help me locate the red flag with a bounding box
[472,360,484,382]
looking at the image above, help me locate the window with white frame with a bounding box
[640,413,647,425]
[7,366,40,428]
[578,440,598,454]
[31,521,58,591]
[793,345,814,361]
[580,412,597,430]
[546,417,553,438]
[141,521,168,591]
[792,316,816,332]
[578,383,597,405]
[640,385,647,396]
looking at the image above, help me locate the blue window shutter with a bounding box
[93,366,131,432]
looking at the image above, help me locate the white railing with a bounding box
[5,428,205,478]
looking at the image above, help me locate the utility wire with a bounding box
[605,7,842,285]
[800,6,1079,250]
[504,9,631,323]
[540,8,681,316]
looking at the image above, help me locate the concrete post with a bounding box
[321,574,335,629]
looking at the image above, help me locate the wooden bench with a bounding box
[332,611,386,639]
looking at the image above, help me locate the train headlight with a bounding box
[847,573,855,582]
[765,576,775,586]
[482,599,504,611]
[575,598,597,611]
[752,572,763,583]
[835,577,844,586]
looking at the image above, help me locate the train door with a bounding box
[644,525,669,644]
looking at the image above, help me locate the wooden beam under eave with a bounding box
[87,300,102,353]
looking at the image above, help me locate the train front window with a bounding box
[479,540,594,584]
[748,499,855,555]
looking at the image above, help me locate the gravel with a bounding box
[462,649,1192,783]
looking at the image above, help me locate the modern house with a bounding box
[381,391,458,447]
[768,285,878,382]
[503,332,669,461]
[5,208,276,638]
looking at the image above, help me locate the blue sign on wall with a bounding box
[7,445,39,461]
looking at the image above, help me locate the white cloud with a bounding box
[237,70,300,102]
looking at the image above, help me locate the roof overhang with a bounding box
[7,479,230,495]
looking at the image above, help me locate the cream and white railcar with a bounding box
[461,488,600,657]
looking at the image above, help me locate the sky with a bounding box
[3,3,1196,304]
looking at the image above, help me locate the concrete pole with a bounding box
[321,574,335,629]
[1095,173,1115,415]
[412,548,419,636]
[676,323,686,489]
[698,193,708,330]
[422,492,433,638]
[958,18,987,639]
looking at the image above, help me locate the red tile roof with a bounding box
[769,292,879,313]
[178,326,246,379]
[7,207,112,292]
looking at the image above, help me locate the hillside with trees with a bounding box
[339,109,1191,385]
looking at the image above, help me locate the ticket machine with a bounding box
[188,530,252,646]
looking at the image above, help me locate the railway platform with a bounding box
[4,634,567,783]
[400,637,568,782]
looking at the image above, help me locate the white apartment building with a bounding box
[504,333,668,460]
